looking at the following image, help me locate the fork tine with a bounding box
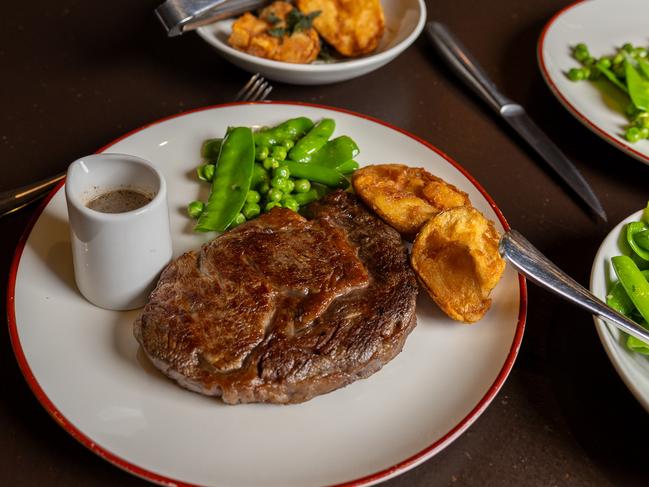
[235,73,273,102]
[247,80,269,102]
[258,84,273,102]
[234,73,260,102]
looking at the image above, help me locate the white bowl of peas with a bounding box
[590,204,649,411]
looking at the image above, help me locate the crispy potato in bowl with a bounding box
[228,2,321,64]
[352,164,470,240]
[411,207,506,323]
[296,0,385,57]
[196,0,426,85]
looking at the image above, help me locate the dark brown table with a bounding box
[2,1,648,485]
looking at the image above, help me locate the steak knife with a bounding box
[426,22,607,222]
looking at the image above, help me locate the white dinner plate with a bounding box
[196,0,426,85]
[538,0,649,164]
[590,209,649,412]
[8,102,526,486]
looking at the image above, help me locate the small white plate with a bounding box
[8,102,525,486]
[196,0,426,85]
[590,209,649,412]
[538,0,649,164]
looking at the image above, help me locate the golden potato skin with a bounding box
[228,2,320,64]
[352,164,471,240]
[296,0,385,57]
[411,207,505,323]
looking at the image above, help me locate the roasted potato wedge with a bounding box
[296,0,384,57]
[411,207,505,323]
[352,164,471,240]
[228,2,320,64]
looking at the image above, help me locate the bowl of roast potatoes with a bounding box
[196,0,426,84]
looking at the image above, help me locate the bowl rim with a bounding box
[590,208,649,412]
[196,0,427,73]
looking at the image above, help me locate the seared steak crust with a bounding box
[134,191,418,404]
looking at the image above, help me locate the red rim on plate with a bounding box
[537,0,649,165]
[6,102,528,487]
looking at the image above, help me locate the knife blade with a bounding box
[426,21,607,222]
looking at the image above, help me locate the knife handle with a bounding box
[426,21,514,113]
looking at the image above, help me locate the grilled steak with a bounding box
[134,191,418,404]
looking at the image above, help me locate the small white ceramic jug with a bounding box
[65,153,173,310]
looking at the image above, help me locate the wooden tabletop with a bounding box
[1,1,648,485]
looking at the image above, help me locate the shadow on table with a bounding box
[518,234,649,487]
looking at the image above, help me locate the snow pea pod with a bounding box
[608,268,649,354]
[634,230,649,251]
[309,136,359,169]
[640,58,649,79]
[195,127,255,232]
[596,63,628,93]
[612,256,649,324]
[201,138,223,160]
[608,269,649,315]
[336,160,359,174]
[288,118,336,163]
[625,58,649,111]
[254,117,314,147]
[284,160,348,189]
[626,222,649,261]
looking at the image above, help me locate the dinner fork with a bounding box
[500,230,649,345]
[234,73,273,102]
[0,74,274,218]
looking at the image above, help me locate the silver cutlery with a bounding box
[155,0,270,37]
[0,73,274,218]
[426,21,607,222]
[500,230,649,344]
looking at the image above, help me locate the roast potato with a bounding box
[296,0,384,57]
[228,2,320,64]
[352,164,471,240]
[411,207,505,323]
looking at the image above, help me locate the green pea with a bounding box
[271,146,287,161]
[246,190,261,204]
[623,43,634,53]
[187,201,205,219]
[283,179,295,193]
[230,212,246,228]
[242,202,261,219]
[583,56,596,66]
[273,165,290,179]
[262,157,280,170]
[635,47,648,59]
[197,163,215,182]
[267,188,283,202]
[271,176,287,189]
[281,139,295,150]
[636,117,649,130]
[258,181,271,195]
[613,52,625,66]
[255,146,269,161]
[294,178,311,193]
[265,201,282,212]
[641,128,649,139]
[627,126,642,142]
[283,198,299,212]
[597,57,612,69]
[574,43,589,62]
[568,68,584,81]
[200,138,223,160]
